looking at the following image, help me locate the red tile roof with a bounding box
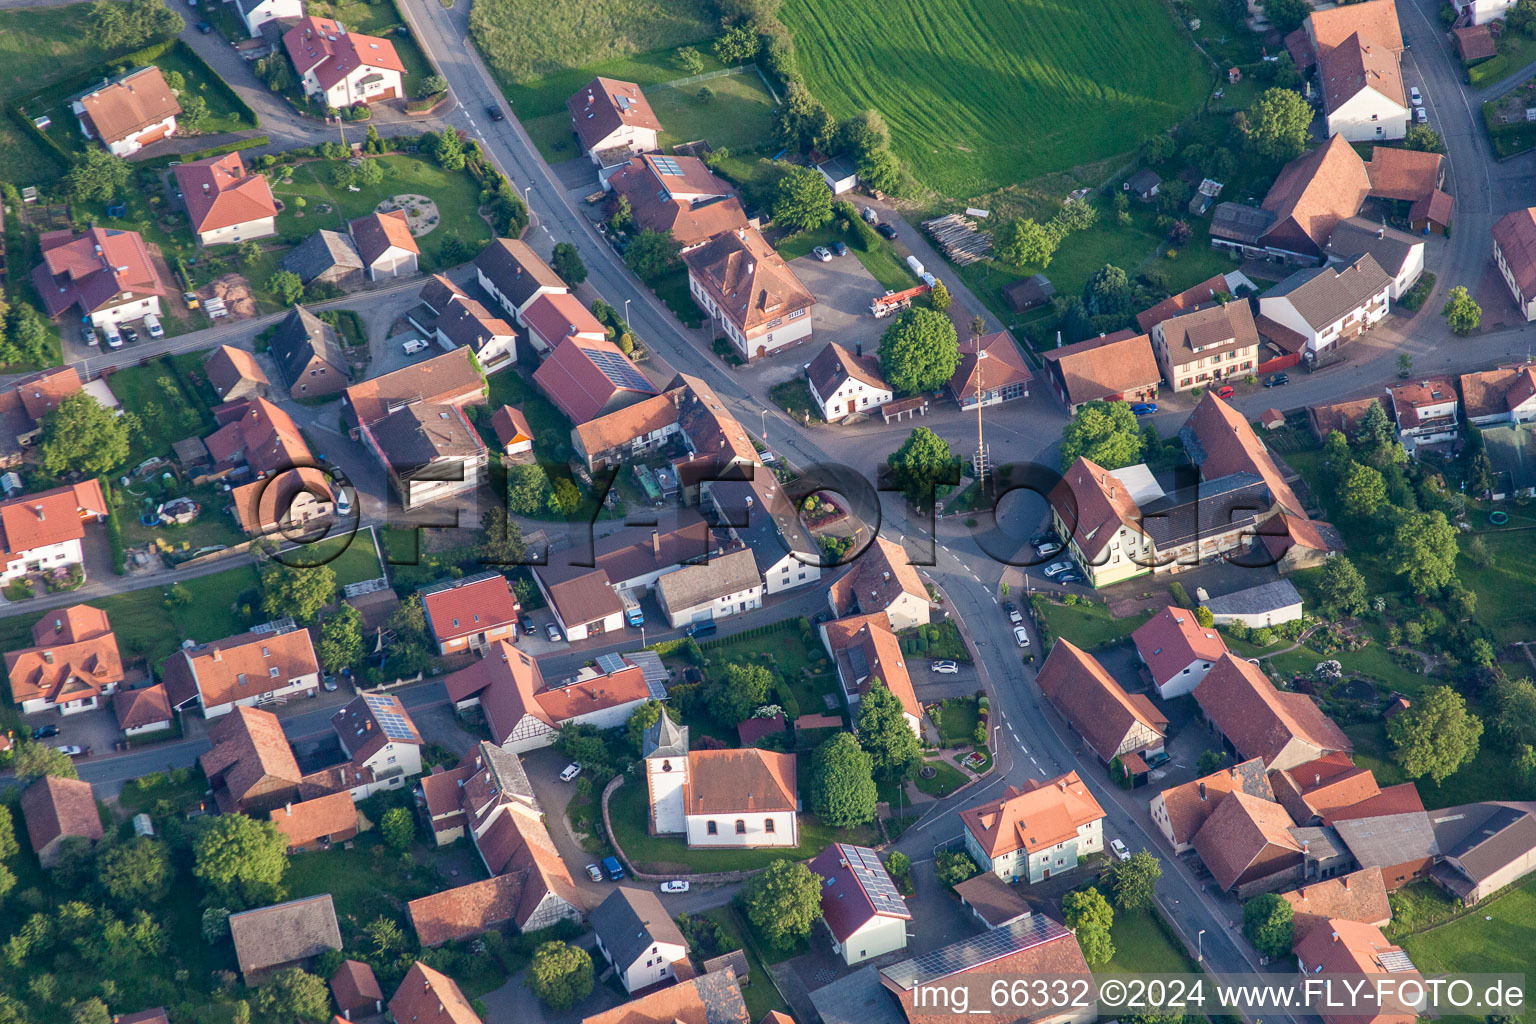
[199,705,302,807]
[581,970,748,1024]
[389,961,482,1024]
[1136,274,1231,333]
[809,842,911,944]
[33,227,167,319]
[283,16,405,91]
[1041,332,1161,407]
[174,152,278,234]
[1261,135,1371,255]
[7,604,123,709]
[490,405,533,449]
[1155,757,1275,847]
[682,226,815,334]
[607,155,747,249]
[1319,32,1405,114]
[962,772,1105,858]
[422,574,520,643]
[1364,147,1443,202]
[407,874,523,947]
[230,466,334,534]
[1322,781,1425,824]
[533,334,657,423]
[0,480,108,559]
[77,66,180,145]
[1494,207,1536,299]
[807,341,888,400]
[113,683,172,731]
[350,209,419,266]
[14,366,82,426]
[1035,639,1166,762]
[1192,788,1302,891]
[1294,919,1420,1024]
[269,790,359,849]
[1193,654,1351,768]
[1184,392,1308,518]
[331,960,383,1017]
[522,291,608,348]
[20,775,102,855]
[947,331,1033,401]
[1132,606,1228,686]
[826,535,928,621]
[205,396,311,476]
[821,612,921,721]
[1048,456,1147,562]
[344,347,484,426]
[685,748,797,816]
[1461,364,1536,420]
[1308,0,1404,55]
[166,628,318,714]
[332,690,421,764]
[567,77,661,151]
[1282,867,1392,945]
[535,663,650,720]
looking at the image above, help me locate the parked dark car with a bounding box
[486,104,504,122]
[120,325,139,345]
[830,241,848,256]
[1264,373,1290,388]
[196,20,212,31]
[31,724,59,739]
[876,223,898,240]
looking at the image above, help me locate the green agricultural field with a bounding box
[781,0,1211,199]
[470,0,716,87]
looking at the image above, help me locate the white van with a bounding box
[143,313,164,338]
[103,322,123,349]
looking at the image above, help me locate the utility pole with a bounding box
[971,332,990,490]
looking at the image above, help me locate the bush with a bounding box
[1169,581,1192,607]
[1468,54,1509,87]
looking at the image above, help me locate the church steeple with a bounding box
[642,710,688,758]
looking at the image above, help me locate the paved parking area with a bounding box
[787,252,887,356]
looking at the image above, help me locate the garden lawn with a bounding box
[1036,599,1153,649]
[0,4,113,182]
[913,758,968,797]
[104,355,218,463]
[282,530,384,586]
[1344,718,1536,808]
[781,0,1210,199]
[609,778,876,872]
[270,154,492,272]
[646,70,778,153]
[486,368,578,463]
[1102,903,1198,974]
[1399,873,1536,976]
[932,697,979,748]
[652,265,705,327]
[697,618,841,719]
[695,909,794,1020]
[1455,528,1536,645]
[284,827,475,929]
[1260,642,1430,700]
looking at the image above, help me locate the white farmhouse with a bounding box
[811,843,912,965]
[283,17,405,108]
[591,889,691,994]
[328,693,424,800]
[643,714,798,848]
[807,342,892,423]
[162,626,321,719]
[1257,254,1392,361]
[0,482,109,585]
[962,773,1106,883]
[1131,606,1230,700]
[1491,208,1536,322]
[654,547,764,629]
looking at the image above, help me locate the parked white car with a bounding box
[560,762,582,782]
[143,312,164,338]
[931,660,959,674]
[1410,86,1423,106]
[1110,839,1131,862]
[813,246,833,262]
[1013,625,1031,648]
[585,864,604,882]
[1042,561,1074,578]
[1415,107,1428,124]
[403,338,430,355]
[659,880,690,894]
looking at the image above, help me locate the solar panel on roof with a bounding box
[586,347,653,392]
[363,694,416,741]
[651,155,683,177]
[882,914,1065,989]
[842,845,907,918]
[596,653,626,675]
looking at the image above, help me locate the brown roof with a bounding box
[7,604,123,709]
[473,804,582,926]
[682,227,815,333]
[114,1011,171,1024]
[1261,135,1371,254]
[331,960,384,1016]
[20,775,102,855]
[1493,208,1536,299]
[1184,392,1306,517]
[567,77,662,151]
[1192,788,1302,891]
[947,331,1033,400]
[166,628,320,713]
[422,573,520,643]
[1308,0,1404,55]
[490,405,533,449]
[1454,23,1497,60]
[204,397,310,476]
[1270,752,1378,823]
[1156,300,1259,369]
[1041,332,1161,406]
[174,152,278,234]
[1308,395,1385,440]
[1460,364,1536,420]
[1193,654,1351,767]
[33,227,166,319]
[685,748,796,816]
[808,341,888,400]
[204,345,270,399]
[961,772,1106,858]
[113,683,172,731]
[1364,147,1443,202]
[14,366,82,426]
[1155,757,1275,847]
[581,969,748,1024]
[1136,274,1230,333]
[408,874,524,947]
[230,466,335,535]
[344,347,483,427]
[607,155,747,249]
[573,390,681,458]
[826,535,929,621]
[1048,456,1148,561]
[474,238,565,310]
[228,894,342,977]
[821,612,922,721]
[269,791,358,849]
[389,961,482,1024]
[952,870,1036,927]
[350,209,419,265]
[1388,376,1457,428]
[1133,606,1228,686]
[78,66,180,145]
[535,564,624,627]
[1282,867,1392,945]
[445,640,550,745]
[199,706,303,806]
[1319,32,1405,114]
[1035,640,1166,762]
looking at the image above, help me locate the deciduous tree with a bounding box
[1062,888,1115,966]
[1442,286,1481,335]
[1338,460,1387,518]
[505,463,559,517]
[1059,399,1144,470]
[267,270,304,306]
[380,807,415,851]
[98,837,172,907]
[857,680,921,779]
[706,662,773,725]
[1387,510,1459,596]
[193,815,288,909]
[742,859,823,948]
[1104,850,1162,911]
[623,229,682,283]
[1241,87,1313,159]
[1316,555,1368,616]
[1405,124,1445,153]
[809,732,878,826]
[551,242,587,286]
[878,308,959,396]
[529,941,594,1010]
[886,427,959,508]
[0,806,18,862]
[39,393,129,477]
[12,743,78,782]
[66,149,131,203]
[995,218,1057,269]
[1242,892,1293,959]
[772,165,833,233]
[319,602,365,671]
[260,563,337,623]
[254,968,330,1022]
[1388,685,1482,784]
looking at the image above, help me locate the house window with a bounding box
[268,667,280,678]
[788,308,806,320]
[735,820,746,834]
[765,819,775,833]
[707,820,717,835]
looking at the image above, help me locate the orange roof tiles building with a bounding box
[173,152,278,246]
[806,341,892,423]
[350,209,419,281]
[204,396,311,476]
[1040,332,1161,413]
[330,960,384,1020]
[6,603,123,715]
[204,344,270,403]
[0,480,109,586]
[641,714,799,848]
[819,613,923,738]
[72,66,180,156]
[112,682,173,736]
[581,968,749,1024]
[269,790,360,851]
[1492,208,1536,321]
[961,772,1106,883]
[420,572,521,655]
[229,466,336,536]
[1192,788,1306,895]
[489,405,534,457]
[164,626,321,719]
[1281,867,1392,946]
[1194,654,1350,771]
[1293,919,1422,1024]
[1150,756,1275,853]
[683,226,816,362]
[606,153,748,251]
[283,16,405,108]
[32,227,167,327]
[199,705,303,814]
[1460,363,1536,425]
[1132,605,1229,698]
[390,961,483,1024]
[948,331,1033,408]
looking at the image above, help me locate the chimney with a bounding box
[365,719,373,731]
[1331,930,1339,943]
[855,342,862,357]
[1057,778,1067,792]
[1229,766,1239,780]
[284,803,292,815]
[1303,839,1311,855]
[652,530,660,557]
[1299,887,1307,900]
[213,648,223,662]
[32,505,44,521]
[1314,773,1321,786]
[42,651,53,665]
[1342,875,1350,890]
[1198,781,1207,801]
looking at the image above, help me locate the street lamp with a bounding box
[623,298,632,327]
[1197,929,1206,962]
[760,409,768,442]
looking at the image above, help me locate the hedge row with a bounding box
[177,134,271,164]
[1468,54,1509,88]
[101,477,127,575]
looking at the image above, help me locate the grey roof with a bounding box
[1128,168,1162,192]
[474,238,564,310]
[478,740,535,805]
[1263,253,1392,330]
[643,710,688,758]
[811,965,907,1024]
[707,476,816,574]
[282,230,363,285]
[1204,579,1304,617]
[1325,217,1421,276]
[228,894,342,975]
[1334,811,1441,869]
[434,297,511,352]
[591,887,689,972]
[1211,202,1276,246]
[1138,472,1271,548]
[693,968,750,1024]
[817,155,858,181]
[1431,802,1536,883]
[369,403,484,473]
[1482,422,1536,494]
[1289,824,1346,862]
[655,547,761,613]
[270,305,348,386]
[622,650,669,699]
